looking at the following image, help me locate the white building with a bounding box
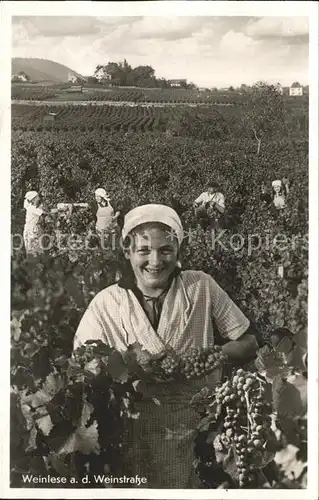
[12,72,28,82]
[94,67,111,82]
[168,79,187,88]
[289,83,303,97]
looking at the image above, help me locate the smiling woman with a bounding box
[73,204,258,487]
[74,204,257,356]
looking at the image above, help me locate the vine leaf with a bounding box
[255,345,290,382]
[58,421,100,455]
[213,434,228,463]
[22,373,65,409]
[222,446,237,479]
[197,413,216,432]
[80,399,94,427]
[123,343,154,379]
[286,373,307,410]
[36,414,54,436]
[274,336,295,365]
[11,316,22,341]
[106,350,128,383]
[190,386,210,406]
[275,444,307,480]
[84,359,101,376]
[124,343,154,368]
[272,376,286,412]
[273,374,307,418]
[26,426,38,452]
[131,379,160,402]
[20,403,33,431]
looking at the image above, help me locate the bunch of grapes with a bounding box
[159,353,180,377]
[214,368,274,488]
[148,352,180,380]
[180,346,227,380]
[149,346,226,381]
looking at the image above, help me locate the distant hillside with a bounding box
[12,58,84,84]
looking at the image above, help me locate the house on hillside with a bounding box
[68,72,79,84]
[94,67,112,83]
[68,72,86,85]
[289,82,303,96]
[168,79,187,88]
[11,72,29,83]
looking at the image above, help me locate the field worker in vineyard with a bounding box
[193,183,225,229]
[94,188,120,243]
[23,191,46,256]
[23,191,58,255]
[73,204,258,488]
[271,180,288,210]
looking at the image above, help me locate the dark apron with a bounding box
[122,370,223,488]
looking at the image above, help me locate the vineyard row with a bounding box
[11,86,309,107]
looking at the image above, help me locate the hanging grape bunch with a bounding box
[213,368,275,488]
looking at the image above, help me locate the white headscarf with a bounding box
[24,191,38,209]
[122,204,184,245]
[272,180,282,188]
[95,188,109,201]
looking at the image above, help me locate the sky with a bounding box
[11,16,309,87]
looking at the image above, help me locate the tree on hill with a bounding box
[242,81,287,154]
[93,60,169,88]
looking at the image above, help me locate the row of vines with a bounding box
[12,84,309,106]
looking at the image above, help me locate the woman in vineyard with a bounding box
[23,190,46,256]
[93,188,120,245]
[271,179,288,210]
[73,204,258,488]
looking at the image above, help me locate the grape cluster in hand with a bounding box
[214,369,273,487]
[180,346,226,379]
[153,346,226,381]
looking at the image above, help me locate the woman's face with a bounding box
[124,222,179,292]
[274,185,281,194]
[95,195,103,203]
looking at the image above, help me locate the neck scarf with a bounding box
[118,266,182,331]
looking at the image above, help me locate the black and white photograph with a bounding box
[1,1,318,498]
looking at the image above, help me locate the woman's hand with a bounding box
[221,333,258,361]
